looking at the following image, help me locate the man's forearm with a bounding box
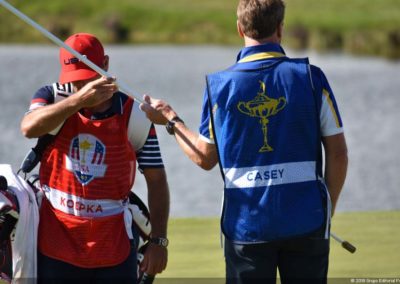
[322,133,348,215]
[145,169,170,237]
[139,95,218,170]
[21,95,82,138]
[21,77,118,138]
[325,153,348,214]
[148,189,169,238]
[173,122,218,170]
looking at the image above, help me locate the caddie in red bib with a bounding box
[20,33,170,282]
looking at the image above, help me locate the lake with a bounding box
[1,45,399,217]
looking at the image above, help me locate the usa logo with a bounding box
[66,134,107,185]
[63,57,80,65]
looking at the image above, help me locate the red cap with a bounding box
[59,33,105,84]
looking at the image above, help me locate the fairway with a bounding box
[158,211,400,281]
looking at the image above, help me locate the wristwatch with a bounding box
[165,116,184,135]
[149,237,169,248]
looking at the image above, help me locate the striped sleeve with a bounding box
[136,124,165,172]
[320,88,343,136]
[311,66,344,137]
[27,85,54,113]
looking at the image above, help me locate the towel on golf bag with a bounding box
[0,164,39,282]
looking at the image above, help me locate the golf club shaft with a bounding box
[0,0,142,103]
[330,232,356,253]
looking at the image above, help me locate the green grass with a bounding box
[1,0,400,57]
[162,218,225,278]
[329,211,400,278]
[159,211,400,280]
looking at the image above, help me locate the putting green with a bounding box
[158,211,400,279]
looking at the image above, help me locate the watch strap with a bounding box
[165,116,184,135]
[149,237,169,247]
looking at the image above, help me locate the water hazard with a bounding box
[1,45,399,216]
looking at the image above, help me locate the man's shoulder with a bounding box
[33,85,54,100]
[30,85,55,110]
[309,64,324,77]
[206,67,231,78]
[309,64,330,89]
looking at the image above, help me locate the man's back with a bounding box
[205,44,332,242]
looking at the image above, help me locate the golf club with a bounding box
[0,0,142,103]
[331,232,357,253]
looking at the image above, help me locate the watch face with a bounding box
[161,239,169,247]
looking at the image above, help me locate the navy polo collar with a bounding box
[111,92,124,115]
[89,92,123,120]
[236,43,286,63]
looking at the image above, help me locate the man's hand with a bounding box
[140,243,168,275]
[139,95,177,125]
[76,76,118,109]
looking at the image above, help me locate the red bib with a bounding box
[39,99,137,268]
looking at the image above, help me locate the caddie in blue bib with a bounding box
[202,43,336,243]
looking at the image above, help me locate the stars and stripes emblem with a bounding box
[67,134,107,185]
[71,138,80,160]
[91,141,104,164]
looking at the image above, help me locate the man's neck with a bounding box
[244,35,281,47]
[242,24,282,47]
[86,99,113,115]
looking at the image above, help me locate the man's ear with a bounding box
[237,20,245,38]
[103,55,110,71]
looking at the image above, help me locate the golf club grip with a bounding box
[342,241,356,253]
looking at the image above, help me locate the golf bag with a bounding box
[0,164,39,284]
[0,175,19,283]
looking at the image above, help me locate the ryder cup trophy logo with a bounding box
[237,81,286,152]
[66,134,107,185]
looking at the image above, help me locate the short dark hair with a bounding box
[237,0,285,40]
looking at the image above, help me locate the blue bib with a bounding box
[206,57,329,242]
